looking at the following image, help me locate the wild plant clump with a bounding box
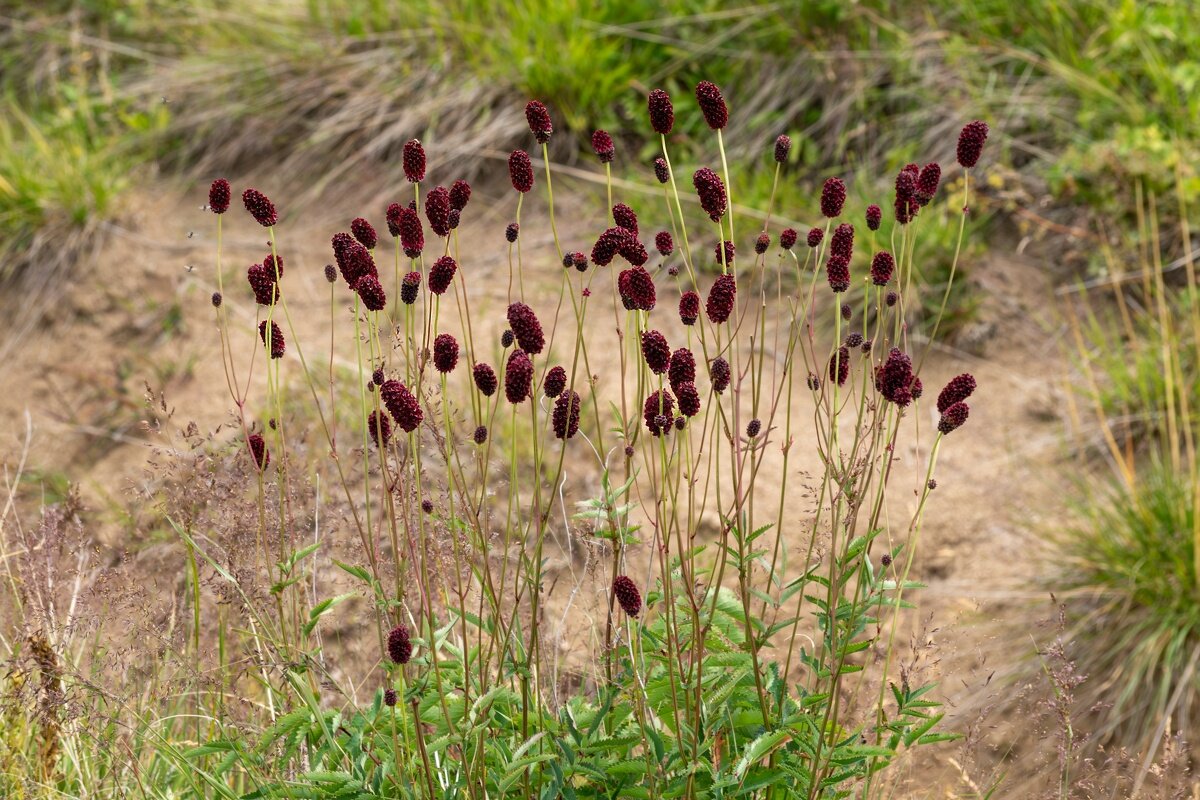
[188,85,987,797]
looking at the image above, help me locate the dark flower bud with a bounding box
[746,418,762,438]
[259,320,285,358]
[866,204,882,231]
[774,134,791,163]
[874,347,919,407]
[674,416,687,431]
[956,120,989,168]
[807,227,824,248]
[676,381,701,417]
[508,150,534,193]
[384,688,397,706]
[211,291,222,307]
[624,445,635,458]
[247,433,269,470]
[552,390,581,439]
[380,379,423,432]
[209,179,230,214]
[693,167,727,221]
[706,273,737,323]
[870,251,895,286]
[714,239,736,267]
[640,330,671,374]
[695,80,729,130]
[650,231,672,258]
[613,575,642,617]
[679,290,700,326]
[881,553,892,567]
[403,139,426,183]
[473,425,488,445]
[617,266,656,311]
[351,217,377,249]
[501,329,514,348]
[916,163,941,206]
[612,202,638,234]
[820,177,846,218]
[428,256,457,295]
[845,332,863,348]
[525,100,553,143]
[421,499,433,514]
[505,349,534,403]
[591,129,615,163]
[324,264,337,283]
[928,478,937,490]
[387,624,412,664]
[830,223,854,261]
[643,389,675,436]
[505,222,520,243]
[648,89,674,135]
[368,410,392,446]
[861,338,873,354]
[449,179,472,212]
[780,228,797,250]
[355,274,388,311]
[572,252,588,272]
[372,368,385,386]
[840,303,852,321]
[653,157,670,184]
[938,401,970,434]
[755,233,770,255]
[242,188,278,227]
[425,185,451,237]
[828,345,850,386]
[447,208,461,231]
[473,363,497,396]
[710,356,731,393]
[543,365,567,398]
[668,347,696,392]
[667,265,679,277]
[507,302,545,355]
[433,333,459,373]
[395,206,424,258]
[401,271,421,305]
[386,202,403,237]
[886,291,898,307]
[937,373,977,413]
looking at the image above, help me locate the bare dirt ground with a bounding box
[0,176,1078,791]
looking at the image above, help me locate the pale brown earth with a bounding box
[0,174,1079,792]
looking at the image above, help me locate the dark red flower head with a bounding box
[820,177,846,218]
[714,239,736,267]
[372,368,385,386]
[324,264,337,283]
[380,379,422,432]
[710,356,731,393]
[866,204,882,231]
[938,401,970,434]
[425,185,451,237]
[612,202,638,234]
[334,237,377,287]
[870,251,894,286]
[384,688,397,706]
[916,163,941,206]
[895,165,918,201]
[706,273,737,323]
[449,179,472,213]
[507,302,545,355]
[592,227,626,267]
[429,256,457,295]
[259,320,285,358]
[746,418,762,438]
[473,362,497,396]
[845,332,863,348]
[247,433,269,470]
[755,233,770,255]
[552,390,581,439]
[525,100,553,143]
[508,150,534,193]
[828,345,850,387]
[780,228,797,250]
[351,217,377,249]
[829,223,854,261]
[394,206,423,258]
[387,624,412,664]
[937,373,976,413]
[386,203,403,237]
[826,256,850,293]
[618,234,648,267]
[209,179,230,214]
[617,266,656,311]
[774,134,791,163]
[886,291,898,307]
[401,271,421,304]
[643,389,675,437]
[679,290,700,326]
[368,410,392,446]
[242,188,277,227]
[247,263,279,305]
[648,89,674,135]
[693,167,727,221]
[807,227,824,248]
[432,333,459,373]
[641,330,671,374]
[653,157,669,184]
[591,130,615,163]
[473,425,488,445]
[355,274,388,311]
[211,291,222,307]
[403,139,426,183]
[675,381,701,417]
[655,231,674,257]
[613,575,642,617]
[957,120,989,168]
[501,329,514,348]
[505,222,519,242]
[505,349,534,404]
[874,348,919,407]
[695,80,728,130]
[543,365,567,398]
[668,347,696,392]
